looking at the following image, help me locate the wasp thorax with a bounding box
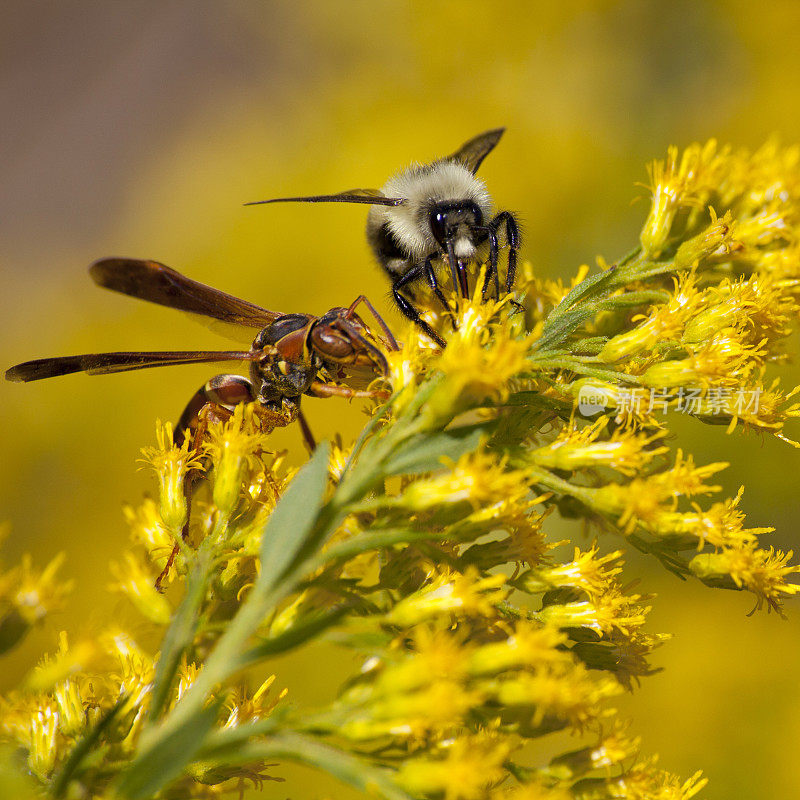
[251,314,318,401]
[253,314,311,348]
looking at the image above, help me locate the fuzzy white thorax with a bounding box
[367,160,493,261]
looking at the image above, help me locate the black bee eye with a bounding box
[429,201,484,249]
[429,208,449,247]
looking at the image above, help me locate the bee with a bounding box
[246,128,520,347]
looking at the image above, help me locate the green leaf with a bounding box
[51,697,127,798]
[197,732,414,800]
[235,605,350,670]
[383,422,490,475]
[595,289,669,310]
[148,547,213,723]
[259,440,330,590]
[116,699,222,800]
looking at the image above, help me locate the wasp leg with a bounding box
[489,210,521,292]
[156,375,255,591]
[392,265,447,348]
[307,381,389,400]
[173,374,255,446]
[345,295,400,352]
[297,407,316,453]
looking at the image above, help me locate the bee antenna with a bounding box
[244,194,405,207]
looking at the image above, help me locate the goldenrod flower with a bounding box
[108,552,172,625]
[388,568,508,627]
[203,404,275,517]
[690,544,800,613]
[401,449,530,512]
[530,419,667,476]
[26,631,96,692]
[0,552,72,657]
[396,735,513,800]
[140,420,203,532]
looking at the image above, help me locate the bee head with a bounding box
[429,200,484,259]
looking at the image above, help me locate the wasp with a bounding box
[6,257,396,445]
[6,258,397,587]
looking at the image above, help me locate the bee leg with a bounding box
[392,266,447,348]
[476,225,501,300]
[490,211,521,292]
[445,239,471,299]
[156,375,255,591]
[423,258,459,330]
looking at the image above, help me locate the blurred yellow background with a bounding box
[2,2,800,797]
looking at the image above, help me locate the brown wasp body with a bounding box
[6,258,397,447]
[6,258,397,589]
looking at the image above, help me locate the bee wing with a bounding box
[448,128,505,174]
[6,350,255,382]
[90,258,281,328]
[245,188,405,206]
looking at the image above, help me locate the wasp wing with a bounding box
[245,188,405,206]
[448,128,505,174]
[90,258,281,328]
[6,350,254,382]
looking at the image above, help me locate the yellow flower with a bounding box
[388,568,508,627]
[530,419,667,476]
[140,420,203,532]
[648,488,772,550]
[640,330,766,389]
[342,679,484,741]
[26,631,96,693]
[377,627,472,694]
[420,288,531,428]
[589,451,726,534]
[124,498,174,565]
[28,705,59,779]
[549,723,640,778]
[600,273,704,362]
[538,585,650,639]
[484,660,621,730]
[589,757,707,800]
[467,621,568,676]
[0,552,72,655]
[640,140,723,257]
[396,735,513,800]
[222,675,287,729]
[525,544,625,601]
[108,552,173,625]
[401,449,530,512]
[690,543,800,613]
[203,404,276,517]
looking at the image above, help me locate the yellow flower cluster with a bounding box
[3,137,800,799]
